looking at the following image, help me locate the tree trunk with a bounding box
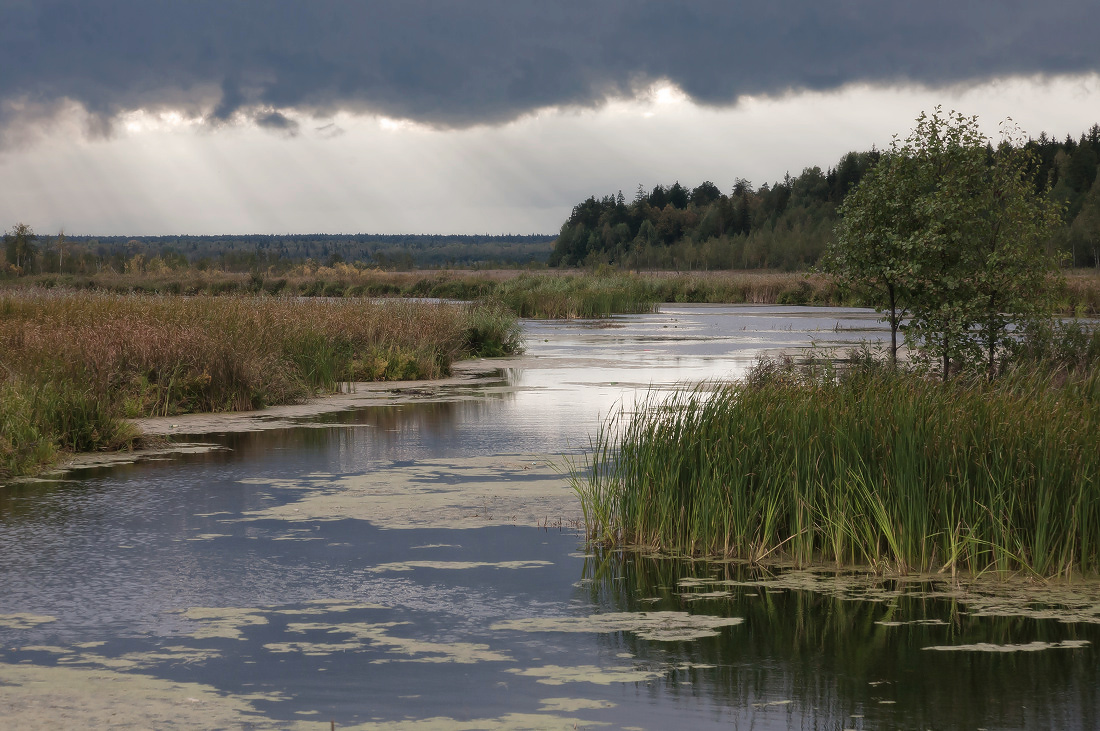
[942,334,950,383]
[888,283,898,369]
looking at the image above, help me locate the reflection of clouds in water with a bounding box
[7,305,1090,730]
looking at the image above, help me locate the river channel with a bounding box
[1,305,1097,730]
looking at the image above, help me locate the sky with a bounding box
[2,1,1100,236]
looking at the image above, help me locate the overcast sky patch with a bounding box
[1,2,1098,234]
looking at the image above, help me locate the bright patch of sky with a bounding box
[1,74,1098,236]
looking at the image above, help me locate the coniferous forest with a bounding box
[549,125,1100,271]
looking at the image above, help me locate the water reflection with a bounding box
[577,551,1100,730]
[5,305,1094,729]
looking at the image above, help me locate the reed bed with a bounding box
[0,289,522,477]
[11,267,1099,315]
[491,272,660,318]
[573,362,1100,578]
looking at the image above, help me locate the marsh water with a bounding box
[1,305,1097,730]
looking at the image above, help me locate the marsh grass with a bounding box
[11,268,848,314]
[0,289,522,477]
[12,267,1100,316]
[491,272,660,318]
[574,360,1100,578]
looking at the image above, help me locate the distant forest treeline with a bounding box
[5,125,1100,277]
[2,233,554,276]
[549,125,1100,270]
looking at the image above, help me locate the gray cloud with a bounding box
[254,110,299,135]
[2,0,1099,136]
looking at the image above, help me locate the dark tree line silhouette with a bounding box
[550,124,1100,271]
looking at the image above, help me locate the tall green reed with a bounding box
[573,361,1100,578]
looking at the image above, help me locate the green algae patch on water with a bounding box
[53,442,226,473]
[0,661,282,730]
[271,599,388,616]
[236,455,580,531]
[923,640,1091,652]
[538,697,617,712]
[673,568,1100,625]
[0,613,56,630]
[317,712,611,730]
[283,621,512,664]
[492,611,743,642]
[507,663,665,686]
[263,640,363,656]
[179,606,269,640]
[22,644,223,671]
[368,560,553,573]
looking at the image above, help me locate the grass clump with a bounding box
[0,290,522,477]
[574,355,1100,578]
[491,272,659,318]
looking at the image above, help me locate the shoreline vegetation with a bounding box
[573,346,1100,580]
[572,110,1100,581]
[5,266,1100,315]
[0,289,522,478]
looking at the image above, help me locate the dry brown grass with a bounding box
[0,289,521,475]
[0,290,481,415]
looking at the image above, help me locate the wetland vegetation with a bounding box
[0,290,521,477]
[573,110,1100,579]
[574,352,1100,577]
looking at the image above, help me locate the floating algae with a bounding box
[271,599,387,616]
[368,560,553,573]
[538,697,617,712]
[305,712,611,730]
[0,661,282,730]
[236,455,580,531]
[923,640,1091,653]
[263,640,363,656]
[0,613,56,630]
[283,621,512,664]
[20,644,222,672]
[507,663,664,686]
[491,611,743,642]
[673,569,1100,624]
[179,606,269,640]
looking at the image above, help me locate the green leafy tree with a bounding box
[828,109,1062,378]
[1070,170,1100,268]
[966,129,1064,377]
[826,136,930,366]
[4,223,38,274]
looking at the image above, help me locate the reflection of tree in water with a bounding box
[578,550,1099,730]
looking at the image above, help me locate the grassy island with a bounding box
[575,110,1100,579]
[0,289,522,478]
[573,350,1100,578]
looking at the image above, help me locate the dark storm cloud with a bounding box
[2,0,1098,133]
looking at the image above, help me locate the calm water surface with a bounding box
[1,305,1096,730]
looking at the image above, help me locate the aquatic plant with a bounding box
[490,272,660,318]
[573,362,1100,578]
